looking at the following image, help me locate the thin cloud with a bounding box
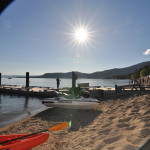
[143,49,150,55]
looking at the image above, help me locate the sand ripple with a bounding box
[0,94,150,149]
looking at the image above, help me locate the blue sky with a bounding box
[0,0,150,75]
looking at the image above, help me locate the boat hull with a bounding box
[0,133,49,150]
[42,98,99,109]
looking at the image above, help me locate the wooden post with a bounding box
[72,71,77,93]
[26,72,29,88]
[72,72,75,92]
[0,73,1,86]
[115,85,118,94]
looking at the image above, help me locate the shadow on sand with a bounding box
[34,107,102,130]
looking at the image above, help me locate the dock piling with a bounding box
[72,71,77,93]
[0,73,1,86]
[26,72,29,88]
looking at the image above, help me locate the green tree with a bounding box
[134,70,140,79]
[140,69,147,77]
[131,74,134,80]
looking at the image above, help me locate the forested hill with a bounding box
[131,63,150,79]
[32,61,150,79]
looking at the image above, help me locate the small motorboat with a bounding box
[42,97,99,109]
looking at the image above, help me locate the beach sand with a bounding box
[0,94,150,150]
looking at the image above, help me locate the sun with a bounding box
[65,23,94,48]
[74,27,89,43]
[71,25,91,46]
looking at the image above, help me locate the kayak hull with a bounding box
[42,98,99,109]
[0,133,49,150]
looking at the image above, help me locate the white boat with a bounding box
[42,97,99,109]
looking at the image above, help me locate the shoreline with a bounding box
[0,106,49,129]
[0,94,150,149]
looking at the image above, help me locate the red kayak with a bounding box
[0,133,49,150]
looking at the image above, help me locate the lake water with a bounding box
[1,78,131,88]
[0,78,130,128]
[0,94,47,128]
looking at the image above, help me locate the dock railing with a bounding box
[115,84,150,94]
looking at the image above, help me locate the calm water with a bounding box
[1,78,130,88]
[0,78,130,128]
[0,94,47,128]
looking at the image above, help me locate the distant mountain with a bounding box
[89,61,150,79]
[31,61,150,79]
[32,72,90,78]
[2,75,25,78]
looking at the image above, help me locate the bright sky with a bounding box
[0,0,150,75]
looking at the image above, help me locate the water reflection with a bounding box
[0,94,47,128]
[0,94,1,109]
[24,96,29,109]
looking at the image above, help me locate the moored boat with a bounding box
[42,97,99,109]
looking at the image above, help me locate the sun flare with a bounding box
[65,23,95,48]
[74,27,89,42]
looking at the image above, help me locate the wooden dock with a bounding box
[115,84,150,94]
[0,84,106,99]
[0,85,59,98]
[0,83,149,100]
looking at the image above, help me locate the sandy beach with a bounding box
[0,94,150,150]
